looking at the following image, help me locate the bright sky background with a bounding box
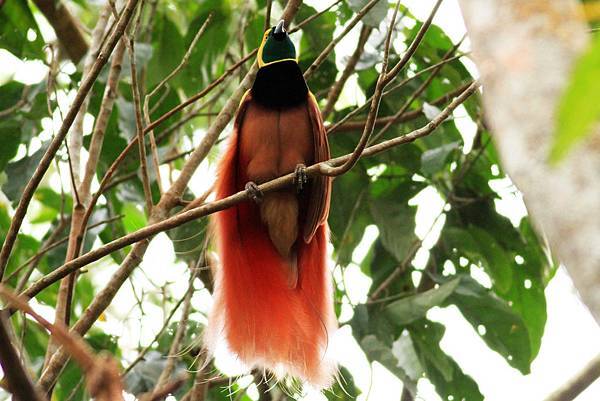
[1,1,599,401]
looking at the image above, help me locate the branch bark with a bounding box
[0,0,141,280]
[36,0,305,390]
[0,313,46,401]
[458,0,600,322]
[23,81,479,302]
[544,355,600,401]
[32,0,89,64]
[321,25,372,119]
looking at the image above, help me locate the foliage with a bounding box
[551,32,600,162]
[0,0,557,400]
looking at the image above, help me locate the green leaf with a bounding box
[0,120,21,172]
[328,168,370,266]
[369,197,417,263]
[122,203,147,232]
[326,367,362,401]
[360,334,416,390]
[421,141,460,175]
[391,332,424,385]
[0,0,45,59]
[166,206,208,262]
[178,1,232,95]
[551,34,600,162]
[385,278,460,325]
[443,226,513,293]
[2,142,48,205]
[447,276,532,374]
[409,319,483,401]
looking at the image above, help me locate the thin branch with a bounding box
[544,355,600,401]
[322,25,373,119]
[130,38,154,213]
[332,80,472,133]
[80,40,127,200]
[264,0,273,31]
[288,0,343,34]
[22,82,480,300]
[0,313,46,401]
[371,35,465,143]
[0,86,30,119]
[32,0,89,63]
[146,14,214,101]
[383,0,444,85]
[154,269,197,389]
[319,1,401,177]
[0,0,141,280]
[0,286,126,401]
[304,0,382,79]
[122,285,191,374]
[68,3,112,190]
[143,13,214,196]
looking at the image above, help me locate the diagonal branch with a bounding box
[321,24,373,120]
[304,0,381,80]
[35,0,305,391]
[0,313,45,401]
[319,1,401,177]
[544,355,600,401]
[0,0,141,280]
[22,81,480,300]
[32,0,89,64]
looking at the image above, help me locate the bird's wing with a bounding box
[303,92,332,243]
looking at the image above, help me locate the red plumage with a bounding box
[206,92,336,387]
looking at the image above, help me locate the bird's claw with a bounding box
[294,164,308,192]
[245,181,263,204]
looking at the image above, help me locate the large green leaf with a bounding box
[0,0,45,59]
[360,335,416,392]
[385,278,460,325]
[0,120,21,172]
[328,168,371,266]
[447,276,532,374]
[369,197,417,263]
[2,142,49,205]
[442,226,513,293]
[409,319,483,401]
[551,33,600,162]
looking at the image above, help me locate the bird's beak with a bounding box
[273,20,286,40]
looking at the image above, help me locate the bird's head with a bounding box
[257,20,297,68]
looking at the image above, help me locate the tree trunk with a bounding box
[457,0,600,322]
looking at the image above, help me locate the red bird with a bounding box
[206,21,336,387]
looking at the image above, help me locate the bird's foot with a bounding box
[245,181,263,204]
[293,164,308,192]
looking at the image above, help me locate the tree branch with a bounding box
[0,312,45,401]
[321,24,372,120]
[0,0,141,280]
[304,0,381,80]
[32,0,89,64]
[319,1,401,177]
[457,0,600,321]
[22,81,480,301]
[544,355,600,401]
[36,1,305,390]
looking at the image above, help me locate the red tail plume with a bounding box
[205,130,336,388]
